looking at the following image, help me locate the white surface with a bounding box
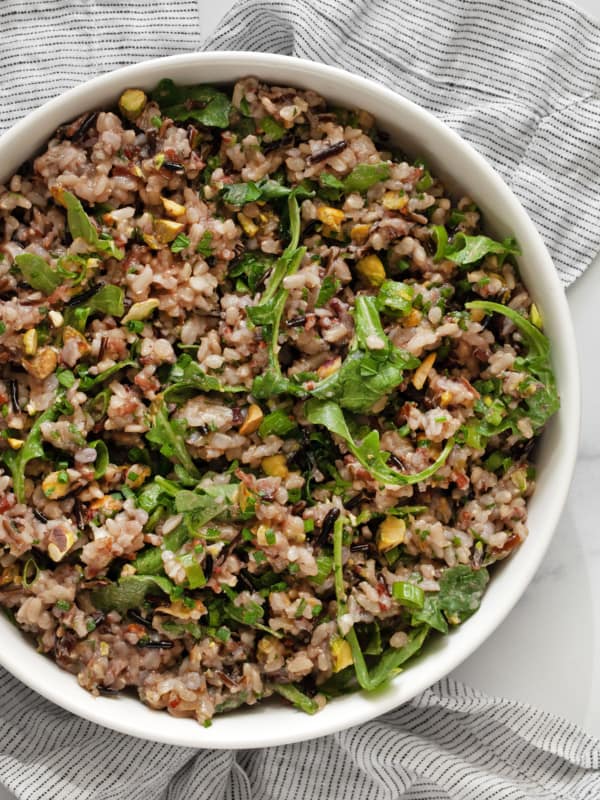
[0,0,598,794]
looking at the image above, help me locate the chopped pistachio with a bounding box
[377,516,406,551]
[22,347,58,380]
[412,352,436,390]
[382,191,408,210]
[316,206,345,232]
[42,470,76,500]
[350,223,371,243]
[154,218,185,244]
[356,254,386,287]
[439,390,453,408]
[47,525,77,562]
[530,303,543,329]
[121,298,159,324]
[23,328,38,356]
[261,454,289,479]
[125,464,151,488]
[48,310,64,328]
[331,637,353,672]
[237,212,259,238]
[161,197,186,218]
[7,437,24,450]
[118,88,148,121]
[316,356,342,379]
[238,404,263,435]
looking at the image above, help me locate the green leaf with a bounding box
[366,625,430,687]
[171,233,190,254]
[432,227,520,266]
[164,354,245,401]
[14,254,62,295]
[309,295,419,413]
[306,399,454,486]
[315,275,341,307]
[78,360,134,391]
[87,284,124,317]
[410,595,448,634]
[89,440,109,479]
[465,300,559,435]
[309,554,334,586]
[258,409,297,438]
[146,401,200,479]
[196,231,214,258]
[221,178,314,206]
[437,565,490,624]
[376,280,414,316]
[3,395,65,503]
[229,251,275,293]
[261,115,286,141]
[152,79,232,128]
[271,683,319,714]
[90,574,175,614]
[62,190,124,260]
[342,162,390,193]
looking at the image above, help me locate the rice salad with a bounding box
[0,78,559,724]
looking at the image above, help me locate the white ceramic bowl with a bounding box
[0,52,579,748]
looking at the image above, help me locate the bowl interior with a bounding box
[0,52,580,748]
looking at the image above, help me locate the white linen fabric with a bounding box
[0,1,599,798]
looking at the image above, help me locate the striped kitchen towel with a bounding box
[0,670,599,799]
[1,2,600,800]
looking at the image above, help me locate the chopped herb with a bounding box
[171,233,190,253]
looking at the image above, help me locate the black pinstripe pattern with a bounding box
[205,0,600,284]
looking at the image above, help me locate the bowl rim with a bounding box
[0,50,580,749]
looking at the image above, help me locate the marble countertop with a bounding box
[1,3,599,797]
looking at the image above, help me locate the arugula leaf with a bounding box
[315,275,341,307]
[465,300,559,436]
[258,409,297,438]
[229,251,276,293]
[309,295,418,413]
[437,565,489,623]
[305,398,454,486]
[376,280,414,317]
[14,254,62,295]
[261,115,286,141]
[146,401,200,479]
[78,360,135,391]
[332,515,430,690]
[271,684,319,714]
[152,79,232,128]
[410,595,449,634]
[222,586,283,638]
[196,231,214,258]
[431,226,520,266]
[221,178,314,206]
[62,190,124,260]
[87,284,124,317]
[2,395,65,503]
[163,354,245,401]
[248,194,307,397]
[90,574,175,614]
[171,233,190,253]
[342,162,390,193]
[318,172,344,202]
